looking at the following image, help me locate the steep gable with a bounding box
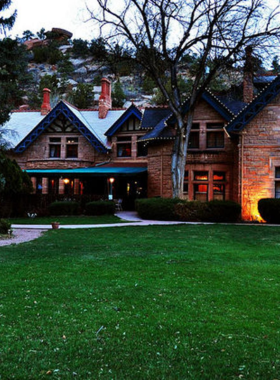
[9,101,121,154]
[226,75,280,133]
[105,104,142,137]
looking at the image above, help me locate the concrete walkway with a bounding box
[11,211,201,230]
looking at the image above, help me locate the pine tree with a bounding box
[0,0,16,35]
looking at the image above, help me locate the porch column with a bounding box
[59,178,65,195]
[74,179,80,195]
[42,177,48,194]
[31,177,36,194]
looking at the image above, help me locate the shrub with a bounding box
[174,201,205,222]
[175,200,241,223]
[85,201,115,215]
[48,201,80,216]
[0,219,11,234]
[135,198,182,220]
[258,198,280,223]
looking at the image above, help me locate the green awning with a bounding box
[26,167,147,177]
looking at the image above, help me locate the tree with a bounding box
[22,29,35,41]
[272,56,280,74]
[72,38,89,57]
[88,0,280,198]
[112,80,126,107]
[0,0,16,35]
[72,83,94,109]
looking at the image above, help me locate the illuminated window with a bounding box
[66,137,78,158]
[49,137,61,158]
[117,136,132,157]
[206,123,224,148]
[213,171,226,200]
[275,167,280,198]
[193,171,208,201]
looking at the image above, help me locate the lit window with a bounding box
[193,171,208,201]
[117,136,132,157]
[213,171,226,200]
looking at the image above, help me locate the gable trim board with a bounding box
[105,104,142,136]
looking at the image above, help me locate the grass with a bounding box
[1,224,280,379]
[8,214,125,225]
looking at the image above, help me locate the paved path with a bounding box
[11,211,198,230]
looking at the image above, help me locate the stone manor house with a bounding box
[4,69,280,221]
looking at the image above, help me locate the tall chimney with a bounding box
[41,88,51,115]
[98,78,112,119]
[243,46,254,103]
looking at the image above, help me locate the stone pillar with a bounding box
[74,179,80,195]
[59,178,65,195]
[42,177,48,194]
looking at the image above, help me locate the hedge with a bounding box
[135,198,182,221]
[136,198,241,223]
[258,198,280,223]
[85,201,115,215]
[48,201,80,216]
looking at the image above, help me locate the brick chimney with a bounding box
[41,88,51,115]
[98,78,112,119]
[243,46,254,103]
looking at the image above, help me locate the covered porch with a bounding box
[26,166,147,210]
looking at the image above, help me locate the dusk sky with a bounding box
[4,0,97,40]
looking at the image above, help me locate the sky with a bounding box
[3,0,97,40]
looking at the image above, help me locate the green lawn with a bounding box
[9,214,125,225]
[1,224,280,379]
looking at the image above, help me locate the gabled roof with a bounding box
[140,90,240,142]
[105,104,142,136]
[140,107,171,130]
[6,101,126,153]
[226,75,280,133]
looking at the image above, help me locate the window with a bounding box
[137,139,148,157]
[193,171,208,201]
[117,136,131,157]
[206,123,224,148]
[183,171,188,194]
[213,171,226,200]
[275,167,280,198]
[49,137,61,158]
[121,116,140,131]
[66,137,78,158]
[188,123,200,149]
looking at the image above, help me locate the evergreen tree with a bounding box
[72,83,94,109]
[112,80,126,107]
[0,0,16,35]
[272,56,280,74]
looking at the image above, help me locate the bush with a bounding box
[202,200,241,223]
[85,201,115,215]
[258,198,280,223]
[0,219,11,234]
[48,201,80,216]
[174,201,205,222]
[175,200,241,223]
[135,198,182,220]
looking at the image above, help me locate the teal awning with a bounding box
[26,167,147,177]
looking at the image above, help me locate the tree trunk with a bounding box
[171,112,193,199]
